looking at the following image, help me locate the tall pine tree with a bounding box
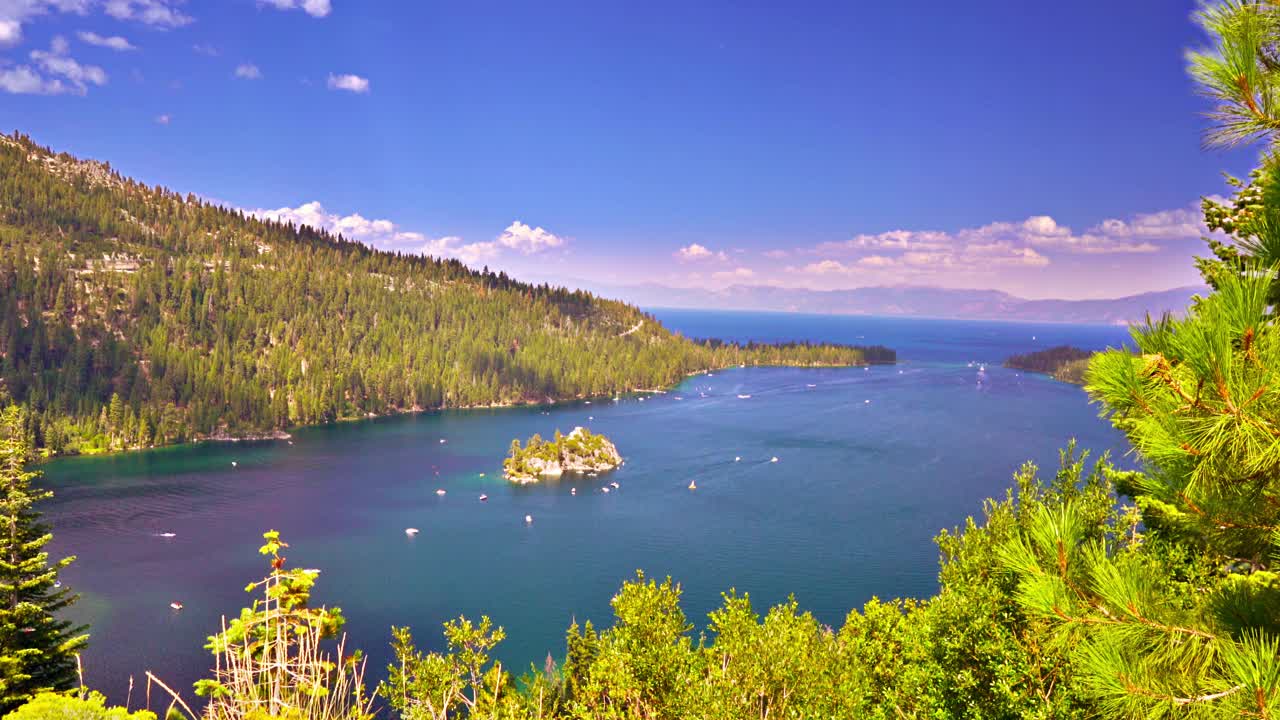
[996,3,1280,715]
[0,406,87,712]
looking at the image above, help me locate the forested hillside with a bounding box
[0,133,891,457]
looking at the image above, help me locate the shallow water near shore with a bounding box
[43,310,1134,700]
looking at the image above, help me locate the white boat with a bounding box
[806,384,816,388]
[157,532,176,538]
[525,515,533,524]
[734,456,741,462]
[602,487,611,493]
[479,494,489,502]
[231,461,237,467]
[610,481,620,489]
[770,457,779,463]
[435,489,446,496]
[405,528,419,536]
[439,438,447,444]
[571,487,577,495]
[737,394,752,399]
[479,473,486,477]
[688,480,697,490]
[588,416,593,420]
[170,602,184,611]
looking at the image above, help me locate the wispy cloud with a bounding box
[259,0,331,18]
[711,267,755,282]
[77,30,135,50]
[192,42,219,56]
[1,35,107,95]
[235,63,262,80]
[1,1,188,57]
[326,72,368,93]
[154,113,170,124]
[102,0,192,27]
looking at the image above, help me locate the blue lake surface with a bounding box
[42,311,1136,700]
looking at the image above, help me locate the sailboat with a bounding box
[688,480,697,490]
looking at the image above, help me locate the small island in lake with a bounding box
[1004,345,1093,385]
[504,427,623,484]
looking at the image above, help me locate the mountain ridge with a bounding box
[569,281,1204,325]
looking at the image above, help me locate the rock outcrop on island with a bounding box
[504,427,622,484]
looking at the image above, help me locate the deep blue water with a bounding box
[41,311,1134,701]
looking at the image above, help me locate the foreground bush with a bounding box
[2,692,155,720]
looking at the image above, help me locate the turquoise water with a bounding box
[41,311,1135,700]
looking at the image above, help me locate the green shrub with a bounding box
[3,692,155,720]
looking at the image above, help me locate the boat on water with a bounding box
[737,394,752,399]
[525,515,533,524]
[571,487,577,495]
[610,481,620,488]
[806,384,816,388]
[688,480,697,490]
[770,456,779,463]
[405,528,419,536]
[602,487,610,493]
[734,456,741,462]
[479,494,489,502]
[435,489,446,496]
[170,602,184,611]
[157,531,176,538]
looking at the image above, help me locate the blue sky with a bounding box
[0,0,1257,300]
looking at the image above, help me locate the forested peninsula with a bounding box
[1004,345,1093,384]
[0,133,893,458]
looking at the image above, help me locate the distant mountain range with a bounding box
[576,282,1206,325]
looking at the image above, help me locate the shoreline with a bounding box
[39,358,892,464]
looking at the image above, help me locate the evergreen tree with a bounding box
[0,406,87,712]
[991,3,1280,715]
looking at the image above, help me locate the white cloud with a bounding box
[711,267,755,282]
[76,30,134,49]
[252,201,429,246]
[259,0,330,18]
[0,19,22,46]
[794,202,1215,287]
[496,220,566,254]
[327,72,368,93]
[421,237,502,265]
[102,0,191,27]
[676,243,728,262]
[247,202,567,268]
[762,249,790,259]
[0,1,185,56]
[234,63,262,80]
[0,64,64,94]
[1,35,107,95]
[154,113,169,124]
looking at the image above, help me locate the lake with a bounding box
[41,310,1135,701]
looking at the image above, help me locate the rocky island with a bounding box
[504,427,622,483]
